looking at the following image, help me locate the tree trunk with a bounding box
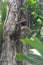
[1,0,29,65]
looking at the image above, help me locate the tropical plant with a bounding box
[21,0,43,28]
[16,37,43,65]
[0,0,7,41]
[20,0,43,42]
[16,0,43,64]
[1,0,7,22]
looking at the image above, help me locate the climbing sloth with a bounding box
[9,19,27,41]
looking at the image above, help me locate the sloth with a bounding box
[9,19,27,41]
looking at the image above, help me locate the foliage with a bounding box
[21,0,43,27]
[16,0,43,65]
[0,0,7,41]
[16,37,43,65]
[20,37,43,56]
[0,0,43,65]
[0,22,4,41]
[1,0,7,22]
[20,0,43,41]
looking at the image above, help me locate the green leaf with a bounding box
[37,18,41,23]
[1,0,7,22]
[0,22,4,41]
[20,37,43,56]
[26,0,36,5]
[16,53,43,65]
[31,11,36,15]
[16,53,27,61]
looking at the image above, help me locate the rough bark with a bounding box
[1,0,29,65]
[1,0,17,65]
